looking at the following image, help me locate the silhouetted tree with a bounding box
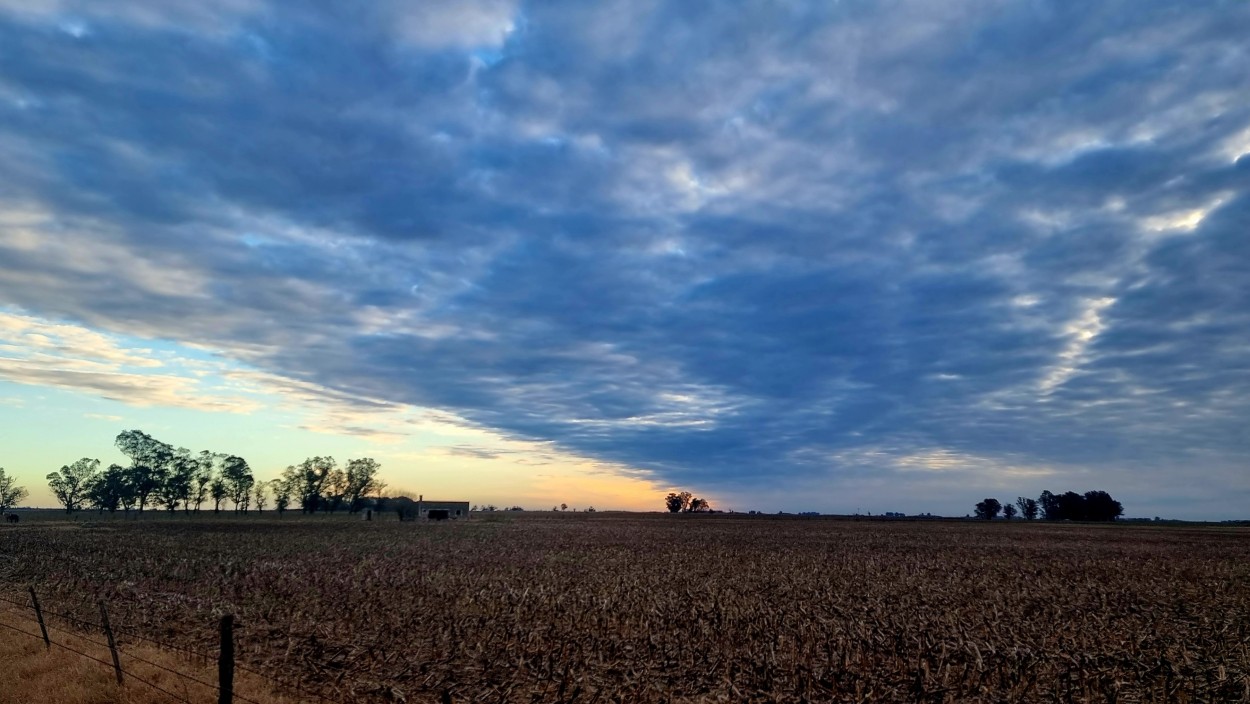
[1036,489,1124,521]
[974,498,1002,520]
[163,447,199,512]
[323,465,348,513]
[1002,503,1017,520]
[1016,496,1039,521]
[1038,490,1060,520]
[344,458,381,513]
[115,429,174,512]
[1057,491,1085,520]
[686,497,710,512]
[85,464,129,514]
[1082,490,1124,521]
[157,448,196,512]
[0,467,28,513]
[254,480,269,512]
[220,454,254,512]
[285,456,335,513]
[273,477,293,516]
[192,450,215,511]
[47,457,99,513]
[210,477,227,514]
[666,491,695,513]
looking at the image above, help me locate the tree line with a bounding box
[974,490,1124,522]
[39,430,383,516]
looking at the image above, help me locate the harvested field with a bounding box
[1,512,1247,702]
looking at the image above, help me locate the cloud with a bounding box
[1,1,1248,516]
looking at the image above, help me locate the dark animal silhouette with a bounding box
[3,513,17,524]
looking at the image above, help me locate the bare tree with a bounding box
[0,467,28,513]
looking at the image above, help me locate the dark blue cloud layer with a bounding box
[1,1,1249,516]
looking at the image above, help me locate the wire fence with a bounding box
[0,588,333,704]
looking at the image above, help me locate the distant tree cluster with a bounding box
[37,429,385,517]
[43,429,258,514]
[1038,490,1123,522]
[975,491,1123,522]
[665,491,711,513]
[276,456,383,515]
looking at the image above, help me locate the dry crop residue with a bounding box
[2,513,1247,702]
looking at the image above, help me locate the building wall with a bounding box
[417,500,470,519]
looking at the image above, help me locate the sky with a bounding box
[1,1,1248,519]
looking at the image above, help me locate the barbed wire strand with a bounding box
[0,601,102,641]
[0,618,120,671]
[0,593,31,609]
[0,618,194,703]
[43,607,108,633]
[2,593,338,703]
[39,618,114,651]
[0,593,106,632]
[117,666,198,704]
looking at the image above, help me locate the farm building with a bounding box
[415,495,470,520]
[388,495,471,521]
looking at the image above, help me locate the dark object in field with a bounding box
[3,512,17,523]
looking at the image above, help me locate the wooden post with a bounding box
[218,614,234,704]
[98,601,123,685]
[28,586,49,650]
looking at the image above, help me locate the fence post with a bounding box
[98,601,124,685]
[27,586,50,650]
[219,614,234,704]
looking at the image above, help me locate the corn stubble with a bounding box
[2,515,1247,702]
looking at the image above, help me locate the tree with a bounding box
[1016,496,1039,521]
[974,498,1002,520]
[46,457,100,513]
[1038,490,1060,520]
[0,467,28,513]
[1002,503,1017,520]
[686,497,710,512]
[285,457,335,513]
[163,448,199,512]
[157,448,198,512]
[1058,491,1086,520]
[254,480,269,512]
[192,451,215,511]
[273,477,293,516]
[323,466,348,513]
[561,503,568,512]
[114,429,174,512]
[219,454,254,513]
[665,492,691,513]
[85,464,129,514]
[1083,490,1123,522]
[344,458,380,513]
[1036,489,1124,521]
[210,478,228,513]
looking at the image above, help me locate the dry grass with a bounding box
[1,513,1248,702]
[0,605,298,704]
